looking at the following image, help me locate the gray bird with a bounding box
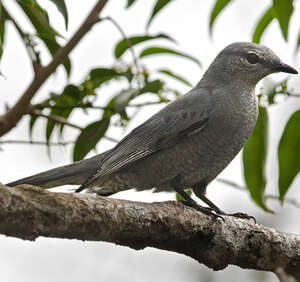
[7,42,298,219]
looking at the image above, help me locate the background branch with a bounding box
[0,139,73,146]
[32,100,164,111]
[0,0,108,137]
[29,108,118,143]
[217,178,300,209]
[1,183,299,280]
[101,16,139,72]
[30,108,83,130]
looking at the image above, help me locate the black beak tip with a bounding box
[278,62,298,74]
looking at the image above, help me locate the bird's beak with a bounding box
[277,62,298,74]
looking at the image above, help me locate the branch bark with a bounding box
[0,184,299,280]
[0,0,108,137]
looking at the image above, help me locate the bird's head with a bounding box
[203,42,298,86]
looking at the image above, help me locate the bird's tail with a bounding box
[6,150,112,189]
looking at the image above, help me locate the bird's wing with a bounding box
[98,87,214,177]
[75,87,214,192]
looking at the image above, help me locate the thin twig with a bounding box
[100,16,139,72]
[30,109,118,143]
[30,109,83,130]
[129,101,165,107]
[0,139,73,146]
[34,101,164,111]
[216,178,300,209]
[265,195,300,209]
[284,93,300,98]
[103,135,119,143]
[34,104,106,110]
[0,0,109,137]
[217,178,245,191]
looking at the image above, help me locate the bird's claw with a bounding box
[180,200,225,222]
[224,212,256,223]
[178,199,255,223]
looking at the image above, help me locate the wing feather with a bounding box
[75,87,214,192]
[98,87,214,177]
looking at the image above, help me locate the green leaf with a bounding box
[48,0,68,29]
[88,68,127,89]
[16,0,71,76]
[0,3,7,60]
[272,0,293,40]
[252,6,275,43]
[147,0,172,29]
[46,85,81,142]
[17,0,59,38]
[29,115,38,139]
[103,80,164,123]
[126,0,137,8]
[243,106,272,212]
[158,69,192,87]
[114,33,176,59]
[139,79,164,94]
[73,118,110,161]
[176,189,192,201]
[109,89,138,121]
[209,0,231,35]
[139,46,201,67]
[295,30,300,52]
[278,110,300,202]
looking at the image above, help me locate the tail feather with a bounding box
[6,150,111,189]
[75,167,101,193]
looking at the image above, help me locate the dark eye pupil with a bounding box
[246,53,259,64]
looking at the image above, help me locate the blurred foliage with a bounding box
[114,33,176,58]
[243,107,271,212]
[16,0,71,75]
[0,0,299,210]
[176,189,192,201]
[278,110,300,202]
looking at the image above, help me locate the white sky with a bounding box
[1,0,300,281]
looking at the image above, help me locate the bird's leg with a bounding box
[174,186,224,220]
[172,176,224,220]
[193,182,256,223]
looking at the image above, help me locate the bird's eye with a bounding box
[246,53,259,64]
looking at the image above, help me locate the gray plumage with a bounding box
[7,42,297,215]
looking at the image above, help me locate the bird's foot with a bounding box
[218,211,256,223]
[180,200,225,222]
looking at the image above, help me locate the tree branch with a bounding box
[0,139,73,146]
[1,184,299,280]
[0,0,108,137]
